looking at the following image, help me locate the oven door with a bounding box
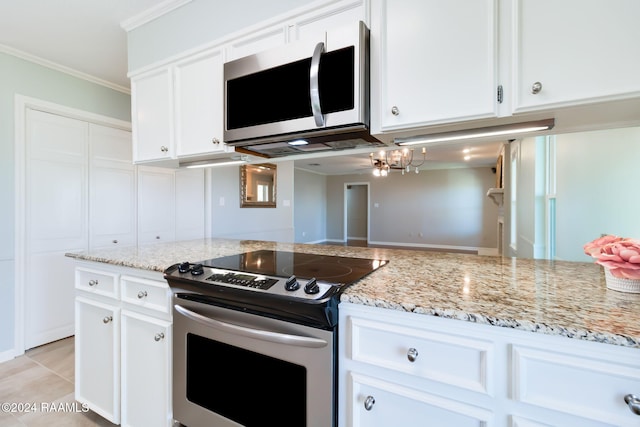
[172,294,336,427]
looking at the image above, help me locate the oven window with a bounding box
[186,333,307,426]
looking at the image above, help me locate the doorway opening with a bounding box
[343,183,370,246]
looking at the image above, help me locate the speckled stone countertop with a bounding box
[66,238,640,348]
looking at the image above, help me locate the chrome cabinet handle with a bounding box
[391,106,400,116]
[137,290,148,299]
[88,279,98,287]
[102,316,113,324]
[155,236,160,239]
[154,332,165,342]
[309,42,325,127]
[407,347,419,362]
[112,239,118,244]
[364,395,375,411]
[160,145,168,152]
[624,394,640,415]
[212,137,220,145]
[531,81,543,94]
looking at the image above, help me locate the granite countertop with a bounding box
[66,238,640,348]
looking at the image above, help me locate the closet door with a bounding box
[89,124,136,249]
[25,109,88,348]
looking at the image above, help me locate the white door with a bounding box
[25,109,88,349]
[89,124,136,249]
[137,166,176,244]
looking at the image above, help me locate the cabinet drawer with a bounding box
[348,316,493,395]
[75,267,119,298]
[512,345,640,425]
[121,275,171,314]
[347,372,492,427]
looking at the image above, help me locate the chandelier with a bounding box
[370,147,426,176]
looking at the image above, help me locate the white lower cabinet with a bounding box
[75,262,172,426]
[121,310,171,427]
[75,297,120,424]
[348,372,492,426]
[339,302,640,427]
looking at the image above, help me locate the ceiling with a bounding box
[0,0,502,174]
[292,140,503,175]
[0,0,162,91]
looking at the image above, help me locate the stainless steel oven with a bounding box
[172,295,335,427]
[165,250,387,427]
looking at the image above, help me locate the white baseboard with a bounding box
[477,247,500,256]
[368,240,478,252]
[0,348,19,364]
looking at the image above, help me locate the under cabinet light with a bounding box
[182,155,249,169]
[395,119,555,146]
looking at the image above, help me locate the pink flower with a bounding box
[584,235,640,280]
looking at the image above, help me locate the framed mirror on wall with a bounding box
[240,163,277,208]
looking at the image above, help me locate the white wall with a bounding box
[209,161,295,242]
[293,169,327,243]
[127,0,316,71]
[555,126,640,261]
[325,167,499,251]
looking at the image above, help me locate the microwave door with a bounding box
[224,22,368,146]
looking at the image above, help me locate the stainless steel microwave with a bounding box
[223,21,384,158]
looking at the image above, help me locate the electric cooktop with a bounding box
[201,249,386,285]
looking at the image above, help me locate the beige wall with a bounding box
[325,167,499,251]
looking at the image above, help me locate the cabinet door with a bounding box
[371,0,497,132]
[289,0,365,42]
[121,310,172,427]
[75,297,120,424]
[174,49,230,158]
[132,68,173,162]
[226,26,286,61]
[175,168,205,240]
[137,166,175,244]
[347,373,492,427]
[89,124,136,249]
[513,0,640,112]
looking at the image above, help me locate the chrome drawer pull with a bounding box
[154,333,165,342]
[625,394,640,415]
[137,290,148,299]
[102,316,113,324]
[407,347,419,362]
[88,279,98,286]
[364,395,375,411]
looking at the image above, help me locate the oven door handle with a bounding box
[175,304,328,348]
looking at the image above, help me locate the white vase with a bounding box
[604,268,640,293]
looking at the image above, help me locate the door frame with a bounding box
[342,182,370,244]
[13,95,130,356]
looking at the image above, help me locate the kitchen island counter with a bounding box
[66,238,640,348]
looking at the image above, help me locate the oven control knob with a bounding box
[285,275,300,291]
[304,278,320,295]
[178,262,191,273]
[191,264,204,276]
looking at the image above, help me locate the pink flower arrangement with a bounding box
[584,235,640,280]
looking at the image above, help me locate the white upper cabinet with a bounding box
[289,0,366,42]
[131,68,174,163]
[174,48,232,159]
[370,0,498,134]
[226,26,287,62]
[512,0,640,113]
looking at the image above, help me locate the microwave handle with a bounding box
[175,304,328,348]
[310,42,325,127]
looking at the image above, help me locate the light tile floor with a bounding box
[0,337,116,427]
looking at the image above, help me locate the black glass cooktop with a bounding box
[201,250,387,285]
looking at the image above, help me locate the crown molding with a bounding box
[120,0,193,32]
[0,44,130,94]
